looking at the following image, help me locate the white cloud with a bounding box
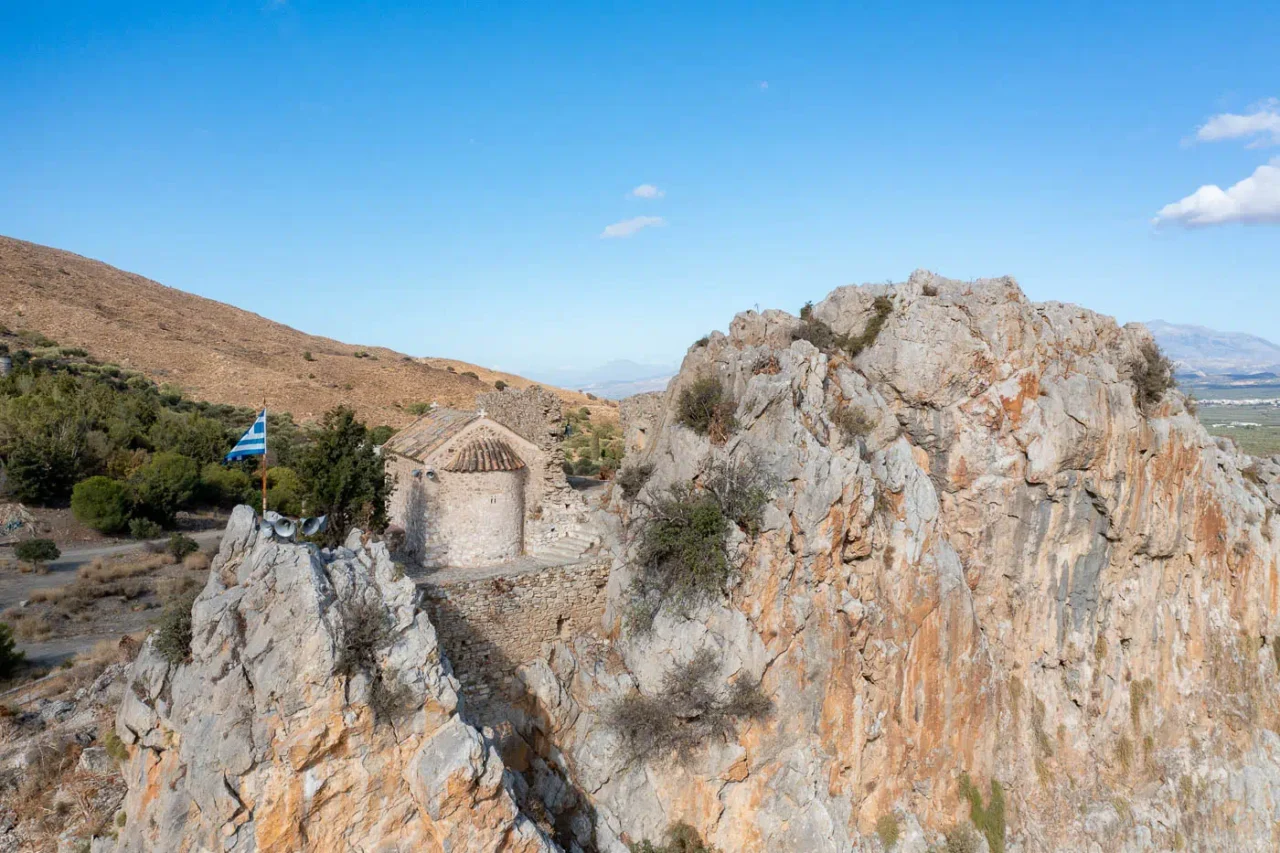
[1154,158,1280,227]
[758,81,769,91]
[600,216,666,239]
[629,184,664,200]
[1194,98,1280,147]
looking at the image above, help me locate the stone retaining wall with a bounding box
[421,559,611,720]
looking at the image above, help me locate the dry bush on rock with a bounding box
[677,377,737,444]
[182,551,211,571]
[154,587,199,665]
[831,405,875,443]
[1129,340,1175,413]
[794,296,894,359]
[616,463,654,501]
[606,649,770,765]
[627,461,774,630]
[629,821,720,853]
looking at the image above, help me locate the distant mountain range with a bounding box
[526,359,677,399]
[1146,320,1280,377]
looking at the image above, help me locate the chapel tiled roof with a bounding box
[382,408,478,461]
[442,436,526,473]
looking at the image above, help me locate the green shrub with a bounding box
[794,295,893,358]
[146,411,233,465]
[199,463,253,508]
[103,730,128,762]
[266,466,305,516]
[852,296,894,355]
[3,438,83,505]
[616,463,654,500]
[607,649,770,765]
[154,588,199,665]
[14,538,60,567]
[354,350,370,359]
[303,350,315,361]
[407,402,432,416]
[1130,340,1175,413]
[494,379,507,391]
[368,425,395,446]
[626,464,773,629]
[628,485,732,630]
[0,622,26,679]
[129,451,199,525]
[629,821,719,853]
[876,813,900,849]
[1116,736,1134,773]
[461,370,479,380]
[944,824,980,853]
[958,773,1005,853]
[128,518,163,540]
[71,476,131,533]
[676,377,736,442]
[297,408,388,546]
[166,534,199,561]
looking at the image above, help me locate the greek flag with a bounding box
[225,409,267,461]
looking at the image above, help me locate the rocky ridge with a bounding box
[516,272,1280,851]
[109,505,555,852]
[107,271,1280,852]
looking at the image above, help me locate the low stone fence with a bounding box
[419,559,610,719]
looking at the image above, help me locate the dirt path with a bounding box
[19,625,156,668]
[0,530,223,613]
[2,530,224,666]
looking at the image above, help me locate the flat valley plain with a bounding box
[1183,375,1280,458]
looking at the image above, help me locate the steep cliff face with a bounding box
[109,273,1280,852]
[110,506,555,852]
[519,273,1280,851]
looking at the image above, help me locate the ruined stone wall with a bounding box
[619,390,665,457]
[477,386,588,545]
[421,560,610,719]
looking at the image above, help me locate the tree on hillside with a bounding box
[14,539,60,571]
[130,451,200,526]
[72,475,131,533]
[0,623,25,679]
[297,407,388,546]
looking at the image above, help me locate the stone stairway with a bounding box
[527,531,599,566]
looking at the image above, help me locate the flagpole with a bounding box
[261,400,268,517]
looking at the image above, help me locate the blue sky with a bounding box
[2,1,1277,376]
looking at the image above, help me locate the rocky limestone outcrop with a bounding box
[508,272,1280,851]
[109,505,557,852]
[103,273,1280,852]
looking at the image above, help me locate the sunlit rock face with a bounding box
[521,272,1280,852]
[107,274,1280,853]
[110,505,556,853]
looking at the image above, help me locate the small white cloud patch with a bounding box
[629,184,664,200]
[600,216,666,239]
[1195,99,1280,148]
[1154,159,1280,227]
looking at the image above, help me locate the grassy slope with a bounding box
[0,235,602,427]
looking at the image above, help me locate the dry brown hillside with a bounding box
[0,235,613,427]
